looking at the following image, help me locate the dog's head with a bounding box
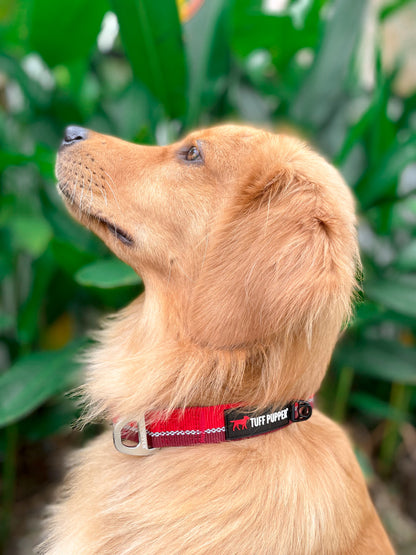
[57,125,358,359]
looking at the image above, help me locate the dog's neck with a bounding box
[82,282,336,423]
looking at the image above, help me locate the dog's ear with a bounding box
[187,138,359,349]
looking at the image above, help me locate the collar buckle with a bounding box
[289,400,313,422]
[113,417,160,456]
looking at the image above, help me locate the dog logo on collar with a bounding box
[230,415,250,431]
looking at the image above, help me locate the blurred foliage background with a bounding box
[1,0,416,551]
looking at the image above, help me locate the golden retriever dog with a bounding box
[39,124,394,554]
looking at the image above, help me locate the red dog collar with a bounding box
[113,398,314,456]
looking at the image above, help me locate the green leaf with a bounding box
[0,313,14,333]
[335,96,379,166]
[50,238,97,276]
[103,82,154,141]
[350,392,408,423]
[380,0,416,20]
[0,253,13,281]
[18,251,55,345]
[232,0,321,72]
[335,340,416,385]
[395,241,416,271]
[28,0,109,67]
[184,0,230,126]
[355,135,416,208]
[111,0,186,119]
[75,258,141,288]
[228,83,273,123]
[0,340,85,428]
[0,146,55,180]
[349,301,386,328]
[291,0,366,128]
[20,400,79,442]
[365,277,416,318]
[0,54,50,108]
[9,215,53,257]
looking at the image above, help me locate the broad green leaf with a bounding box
[0,150,35,173]
[291,0,366,128]
[0,340,85,427]
[0,253,12,281]
[9,215,53,257]
[28,0,109,67]
[232,0,322,73]
[228,83,273,123]
[356,136,416,209]
[20,400,79,442]
[335,92,381,166]
[365,53,398,170]
[32,144,56,179]
[75,258,141,288]
[0,54,49,108]
[395,241,416,271]
[365,277,416,319]
[350,392,408,423]
[335,340,416,385]
[18,251,55,345]
[184,0,230,126]
[0,145,54,178]
[232,7,295,61]
[349,301,386,328]
[0,0,16,22]
[380,0,416,20]
[111,0,186,118]
[0,313,14,332]
[103,82,154,141]
[50,238,97,276]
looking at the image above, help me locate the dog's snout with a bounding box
[62,125,88,147]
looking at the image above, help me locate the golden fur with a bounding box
[39,125,394,553]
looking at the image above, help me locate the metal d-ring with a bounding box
[113,417,160,456]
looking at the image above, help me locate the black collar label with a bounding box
[224,400,312,440]
[224,406,290,440]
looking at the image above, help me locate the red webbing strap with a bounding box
[146,404,240,448]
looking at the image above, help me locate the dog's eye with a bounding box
[186,146,201,161]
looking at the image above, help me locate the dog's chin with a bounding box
[57,182,134,247]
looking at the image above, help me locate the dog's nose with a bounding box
[61,125,88,147]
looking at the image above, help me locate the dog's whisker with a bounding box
[78,176,85,214]
[71,168,78,205]
[80,176,86,216]
[102,170,121,210]
[87,167,94,213]
[89,176,93,216]
[71,180,76,205]
[79,174,85,215]
[97,180,108,207]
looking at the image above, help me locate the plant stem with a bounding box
[379,382,409,476]
[332,366,355,423]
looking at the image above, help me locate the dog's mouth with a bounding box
[58,182,134,247]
